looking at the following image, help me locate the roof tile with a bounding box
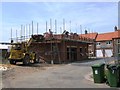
[80,33,98,39]
[96,30,120,41]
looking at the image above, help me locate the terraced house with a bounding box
[96,27,120,58]
[81,26,120,59]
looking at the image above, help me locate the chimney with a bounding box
[114,26,117,31]
[85,30,87,34]
[11,40,13,43]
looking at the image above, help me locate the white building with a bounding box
[0,44,11,60]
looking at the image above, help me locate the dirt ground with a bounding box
[2,63,61,79]
[2,63,66,88]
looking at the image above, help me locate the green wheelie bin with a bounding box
[106,64,120,87]
[91,63,105,83]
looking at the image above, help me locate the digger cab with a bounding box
[12,44,21,50]
[8,43,26,64]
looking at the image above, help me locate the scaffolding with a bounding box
[9,20,94,64]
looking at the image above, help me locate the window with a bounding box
[106,41,111,45]
[118,48,120,53]
[85,47,87,52]
[12,44,21,50]
[80,48,83,53]
[118,39,120,44]
[96,42,101,46]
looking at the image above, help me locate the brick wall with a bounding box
[29,40,89,63]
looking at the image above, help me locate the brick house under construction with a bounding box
[29,31,93,63]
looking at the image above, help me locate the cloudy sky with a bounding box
[1,1,119,42]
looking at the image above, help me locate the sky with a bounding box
[1,1,119,42]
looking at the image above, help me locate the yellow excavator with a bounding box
[8,38,37,65]
[8,34,45,65]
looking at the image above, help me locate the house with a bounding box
[96,32,115,57]
[28,32,93,63]
[112,29,120,61]
[96,27,120,58]
[80,26,120,59]
[0,44,10,61]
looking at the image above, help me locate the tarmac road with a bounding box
[2,58,114,88]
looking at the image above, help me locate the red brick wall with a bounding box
[29,40,89,63]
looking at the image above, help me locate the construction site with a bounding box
[1,19,120,89]
[1,20,120,89]
[6,20,94,65]
[1,2,120,89]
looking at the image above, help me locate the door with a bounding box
[96,50,103,57]
[71,48,77,61]
[67,47,77,62]
[105,49,113,57]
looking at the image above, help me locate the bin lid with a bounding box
[107,64,119,70]
[92,63,105,68]
[117,65,120,68]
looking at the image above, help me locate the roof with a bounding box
[96,30,120,41]
[43,33,93,43]
[80,33,98,39]
[113,30,120,39]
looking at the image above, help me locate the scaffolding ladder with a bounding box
[53,39,61,64]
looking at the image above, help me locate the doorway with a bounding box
[67,47,77,62]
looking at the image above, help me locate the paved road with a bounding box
[2,58,114,88]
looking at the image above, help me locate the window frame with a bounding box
[96,42,101,46]
[118,39,120,44]
[106,41,112,45]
